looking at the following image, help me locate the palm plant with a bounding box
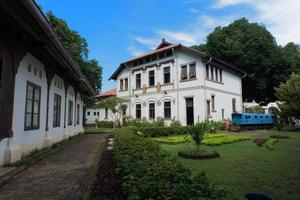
[185,120,211,151]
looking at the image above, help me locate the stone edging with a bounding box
[0,134,84,188]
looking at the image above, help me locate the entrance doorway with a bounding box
[186,98,194,125]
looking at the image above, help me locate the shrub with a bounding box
[270,135,290,139]
[97,120,114,128]
[152,135,186,145]
[178,150,220,160]
[186,121,210,151]
[273,122,284,132]
[170,119,182,127]
[265,139,279,150]
[113,128,229,199]
[209,120,225,132]
[132,126,187,137]
[202,135,250,146]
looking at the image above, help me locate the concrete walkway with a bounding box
[0,134,106,200]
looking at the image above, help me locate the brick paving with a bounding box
[0,134,106,200]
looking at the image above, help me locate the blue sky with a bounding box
[36,0,300,92]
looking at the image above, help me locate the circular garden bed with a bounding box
[178,150,220,160]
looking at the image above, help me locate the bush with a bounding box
[265,139,279,150]
[97,120,114,128]
[209,121,225,132]
[113,128,229,199]
[273,122,284,132]
[152,135,186,145]
[270,135,290,139]
[170,120,182,127]
[202,135,250,146]
[178,150,220,160]
[132,126,187,137]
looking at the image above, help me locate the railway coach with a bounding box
[231,113,277,131]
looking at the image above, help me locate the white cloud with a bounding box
[212,0,300,45]
[132,14,234,50]
[127,46,144,56]
[189,8,200,13]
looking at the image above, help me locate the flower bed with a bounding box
[178,150,220,160]
[113,127,229,199]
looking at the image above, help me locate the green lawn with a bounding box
[84,127,113,134]
[158,130,300,200]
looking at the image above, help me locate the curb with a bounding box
[0,134,84,189]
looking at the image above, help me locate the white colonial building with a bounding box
[110,39,245,125]
[0,1,94,165]
[85,88,116,125]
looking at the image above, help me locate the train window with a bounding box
[260,116,263,119]
[239,116,241,119]
[266,116,268,118]
[255,116,257,118]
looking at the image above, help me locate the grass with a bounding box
[84,127,113,134]
[159,130,300,200]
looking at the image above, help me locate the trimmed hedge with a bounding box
[265,139,279,150]
[97,120,114,128]
[178,150,220,160]
[270,135,290,139]
[132,126,187,137]
[113,127,229,200]
[202,135,250,146]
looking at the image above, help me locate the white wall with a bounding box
[0,52,85,166]
[85,107,115,124]
[115,48,243,126]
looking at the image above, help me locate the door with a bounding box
[186,98,194,125]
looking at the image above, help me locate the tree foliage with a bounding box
[194,18,300,102]
[95,97,128,127]
[46,11,102,92]
[275,74,300,117]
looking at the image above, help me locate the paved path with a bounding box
[0,134,106,200]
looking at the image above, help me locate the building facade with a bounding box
[0,1,94,165]
[110,40,245,125]
[85,88,117,124]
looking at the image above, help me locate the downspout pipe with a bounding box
[172,48,179,121]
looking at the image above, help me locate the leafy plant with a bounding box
[186,121,210,151]
[273,122,284,132]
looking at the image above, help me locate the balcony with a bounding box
[161,83,174,91]
[133,87,143,95]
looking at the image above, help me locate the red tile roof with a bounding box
[95,88,117,98]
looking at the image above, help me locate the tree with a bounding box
[185,121,210,151]
[245,105,264,113]
[95,97,128,127]
[46,11,102,93]
[275,74,300,118]
[194,18,300,102]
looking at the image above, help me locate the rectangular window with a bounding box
[77,104,80,125]
[149,70,155,86]
[93,112,96,116]
[24,82,41,130]
[232,98,236,113]
[210,65,214,80]
[206,65,209,79]
[219,69,223,82]
[120,79,123,91]
[164,101,171,119]
[206,100,211,116]
[136,74,141,89]
[211,95,215,111]
[222,109,225,119]
[105,108,108,119]
[68,100,73,125]
[136,104,141,119]
[53,94,61,127]
[125,78,128,90]
[215,68,219,82]
[163,67,170,84]
[181,65,187,80]
[97,112,99,116]
[189,63,196,79]
[149,103,155,119]
[87,111,90,116]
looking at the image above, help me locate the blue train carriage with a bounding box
[231,113,277,131]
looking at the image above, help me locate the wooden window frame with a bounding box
[53,93,61,127]
[206,100,211,116]
[149,70,155,87]
[149,103,155,119]
[211,95,215,112]
[76,103,80,125]
[68,100,73,126]
[24,81,41,131]
[181,65,188,80]
[136,104,141,119]
[164,101,171,119]
[163,67,170,84]
[189,63,196,79]
[124,78,128,90]
[232,98,236,113]
[120,79,123,91]
[136,73,141,89]
[105,108,108,119]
